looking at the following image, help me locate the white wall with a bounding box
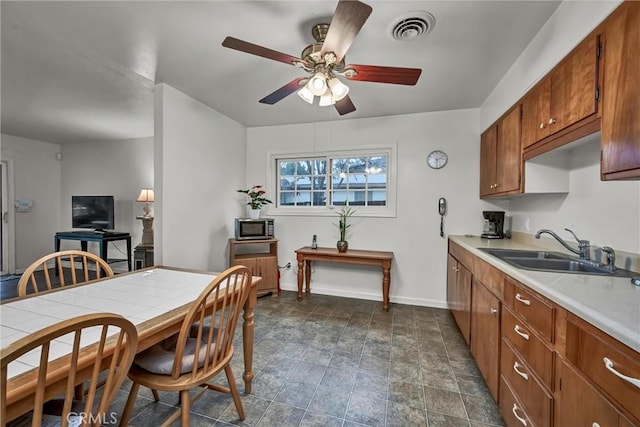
[1,134,61,270]
[506,139,640,253]
[154,84,246,271]
[60,137,154,270]
[247,109,490,308]
[480,0,639,254]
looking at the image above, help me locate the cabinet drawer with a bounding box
[500,376,535,427]
[502,307,554,389]
[504,277,554,342]
[566,315,640,422]
[449,240,474,272]
[501,339,552,427]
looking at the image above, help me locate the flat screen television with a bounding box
[72,196,115,231]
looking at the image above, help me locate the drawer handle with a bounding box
[512,403,527,426]
[603,357,640,389]
[513,362,529,380]
[515,293,531,306]
[514,324,530,340]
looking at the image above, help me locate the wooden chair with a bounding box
[1,312,139,427]
[18,250,114,297]
[119,265,252,427]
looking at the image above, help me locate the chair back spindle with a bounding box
[18,250,114,297]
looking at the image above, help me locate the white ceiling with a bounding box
[1,1,560,145]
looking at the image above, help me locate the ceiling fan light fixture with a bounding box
[297,86,314,104]
[328,77,349,101]
[319,89,336,107]
[307,72,328,96]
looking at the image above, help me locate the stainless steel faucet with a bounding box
[601,246,616,271]
[535,228,591,260]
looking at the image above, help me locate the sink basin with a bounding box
[504,258,611,274]
[479,248,569,260]
[479,248,639,278]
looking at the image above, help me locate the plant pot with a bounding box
[249,208,261,219]
[337,240,348,252]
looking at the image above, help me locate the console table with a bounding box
[55,231,132,271]
[295,246,394,311]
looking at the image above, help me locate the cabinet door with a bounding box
[448,255,471,345]
[470,279,501,401]
[601,1,640,179]
[496,105,522,194]
[231,258,256,273]
[521,79,551,148]
[549,35,599,134]
[255,257,278,291]
[480,125,498,197]
[555,357,620,427]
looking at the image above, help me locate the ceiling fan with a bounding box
[221,0,422,116]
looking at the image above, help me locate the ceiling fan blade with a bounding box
[259,77,307,105]
[344,64,422,85]
[222,37,302,66]
[321,0,373,63]
[335,95,356,115]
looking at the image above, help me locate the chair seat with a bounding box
[127,349,233,392]
[134,337,224,376]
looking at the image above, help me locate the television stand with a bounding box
[55,231,132,271]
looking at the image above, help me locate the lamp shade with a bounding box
[136,188,154,203]
[318,88,335,107]
[297,86,314,104]
[328,77,349,101]
[307,72,328,96]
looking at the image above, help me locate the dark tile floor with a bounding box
[114,291,505,427]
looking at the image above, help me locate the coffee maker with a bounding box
[481,211,505,239]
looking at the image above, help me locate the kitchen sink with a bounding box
[479,248,568,260]
[478,248,639,278]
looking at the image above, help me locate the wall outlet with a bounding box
[285,261,292,269]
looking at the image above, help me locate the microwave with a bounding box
[234,218,274,240]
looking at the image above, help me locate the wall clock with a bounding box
[427,150,448,169]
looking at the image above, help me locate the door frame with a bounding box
[1,159,16,275]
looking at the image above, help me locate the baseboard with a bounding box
[279,281,448,309]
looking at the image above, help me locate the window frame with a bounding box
[266,145,397,218]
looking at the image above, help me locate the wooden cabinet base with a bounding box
[229,239,279,296]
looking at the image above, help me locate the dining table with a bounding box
[0,266,259,423]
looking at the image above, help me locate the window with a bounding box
[271,147,396,217]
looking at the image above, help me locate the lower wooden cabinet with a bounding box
[229,238,279,296]
[447,253,472,345]
[565,313,640,423]
[555,356,620,427]
[447,238,640,427]
[470,278,501,401]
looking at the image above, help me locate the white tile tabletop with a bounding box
[1,268,219,378]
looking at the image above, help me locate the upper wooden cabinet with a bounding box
[601,1,640,180]
[480,105,522,198]
[522,34,601,150]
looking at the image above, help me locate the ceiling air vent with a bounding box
[390,11,435,41]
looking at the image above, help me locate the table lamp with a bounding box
[136,188,154,218]
[136,188,154,246]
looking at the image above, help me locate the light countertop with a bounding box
[449,235,640,353]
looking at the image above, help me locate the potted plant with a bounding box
[237,185,273,218]
[334,206,355,252]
